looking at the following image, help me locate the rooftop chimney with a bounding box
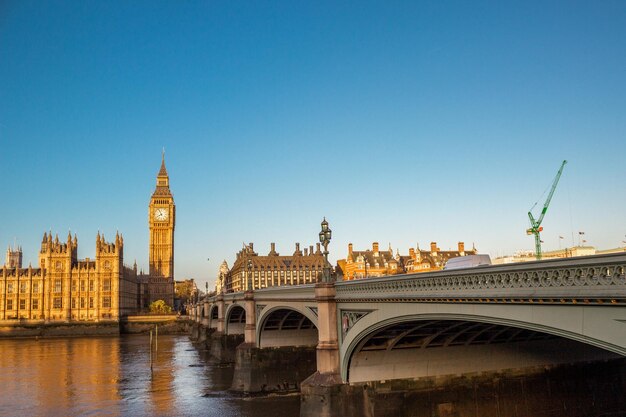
[409,247,416,259]
[430,242,438,254]
[458,242,465,255]
[348,243,353,255]
[372,242,379,255]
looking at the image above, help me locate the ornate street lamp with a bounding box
[246,259,253,291]
[319,217,333,282]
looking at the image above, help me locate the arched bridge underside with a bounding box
[258,308,318,348]
[226,304,245,335]
[346,317,620,383]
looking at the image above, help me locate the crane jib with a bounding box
[526,160,567,260]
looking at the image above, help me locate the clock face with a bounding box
[154,208,168,221]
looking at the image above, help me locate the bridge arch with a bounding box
[256,306,318,348]
[209,304,219,328]
[341,311,624,383]
[225,303,246,335]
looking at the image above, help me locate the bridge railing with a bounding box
[335,252,626,302]
[205,283,316,304]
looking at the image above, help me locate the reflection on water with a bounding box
[0,335,300,417]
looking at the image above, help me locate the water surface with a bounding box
[0,335,300,417]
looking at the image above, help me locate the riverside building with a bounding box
[1,232,138,321]
[223,242,326,292]
[338,241,476,280]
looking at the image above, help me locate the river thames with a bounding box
[0,335,300,417]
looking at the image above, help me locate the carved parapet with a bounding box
[335,253,626,303]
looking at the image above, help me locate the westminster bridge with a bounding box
[189,252,626,416]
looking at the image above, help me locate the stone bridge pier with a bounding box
[230,289,318,393]
[300,282,365,417]
[207,294,243,363]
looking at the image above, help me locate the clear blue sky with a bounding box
[1,1,625,289]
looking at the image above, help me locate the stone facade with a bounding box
[223,242,325,292]
[1,232,138,322]
[339,241,476,280]
[5,246,22,269]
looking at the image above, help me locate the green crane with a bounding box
[526,160,567,260]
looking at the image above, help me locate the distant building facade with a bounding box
[174,278,197,311]
[1,232,138,321]
[215,260,229,294]
[338,241,476,280]
[338,242,400,280]
[493,245,626,264]
[223,242,325,292]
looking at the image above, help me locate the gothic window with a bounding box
[103,279,111,291]
[71,298,76,309]
[32,299,39,310]
[33,282,39,293]
[7,283,13,294]
[6,300,13,310]
[72,280,77,291]
[80,298,85,308]
[89,280,94,292]
[80,280,86,291]
[55,261,62,271]
[54,279,62,293]
[19,299,26,310]
[103,297,111,308]
[89,297,94,309]
[53,298,62,309]
[19,282,27,294]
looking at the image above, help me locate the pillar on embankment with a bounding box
[300,282,367,417]
[196,304,202,323]
[202,298,210,327]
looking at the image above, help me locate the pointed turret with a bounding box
[42,232,48,243]
[158,149,168,177]
[153,152,172,196]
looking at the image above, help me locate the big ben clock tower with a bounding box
[149,153,175,282]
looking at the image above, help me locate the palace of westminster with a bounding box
[0,157,176,321]
[1,155,473,322]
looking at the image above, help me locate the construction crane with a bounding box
[526,160,567,260]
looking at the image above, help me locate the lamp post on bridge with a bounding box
[304,217,341,402]
[319,217,333,282]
